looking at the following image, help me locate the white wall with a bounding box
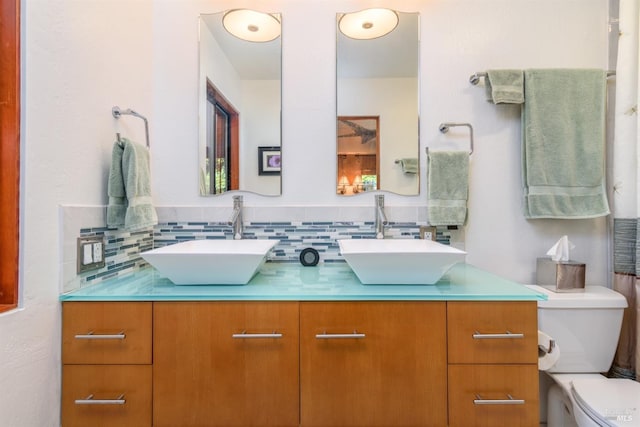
[154,0,610,284]
[0,0,612,425]
[0,1,154,426]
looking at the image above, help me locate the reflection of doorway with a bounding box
[205,80,239,194]
[337,116,380,194]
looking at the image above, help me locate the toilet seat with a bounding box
[570,378,640,427]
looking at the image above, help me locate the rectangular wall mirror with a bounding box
[199,10,282,196]
[336,10,420,196]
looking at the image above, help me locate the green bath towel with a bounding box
[485,69,524,104]
[427,151,469,226]
[522,69,610,219]
[107,138,158,230]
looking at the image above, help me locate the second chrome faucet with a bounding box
[375,194,389,239]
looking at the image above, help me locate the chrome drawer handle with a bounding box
[472,331,524,339]
[232,331,283,339]
[474,394,525,405]
[75,394,126,405]
[74,331,126,340]
[315,330,365,339]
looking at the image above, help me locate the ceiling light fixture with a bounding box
[338,8,399,40]
[223,9,281,43]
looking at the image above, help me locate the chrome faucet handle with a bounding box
[229,195,244,239]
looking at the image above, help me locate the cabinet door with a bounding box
[300,302,447,427]
[153,302,299,427]
[61,365,151,427]
[448,364,539,427]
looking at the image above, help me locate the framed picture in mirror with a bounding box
[258,146,281,175]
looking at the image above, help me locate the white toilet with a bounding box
[528,285,640,427]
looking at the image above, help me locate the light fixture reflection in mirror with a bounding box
[223,9,281,42]
[199,11,282,196]
[336,10,419,197]
[338,8,399,40]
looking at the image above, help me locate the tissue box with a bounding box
[536,258,585,292]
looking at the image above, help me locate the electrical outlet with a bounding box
[77,236,106,273]
[93,242,103,263]
[419,226,437,241]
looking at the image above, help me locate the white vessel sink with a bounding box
[140,239,278,285]
[338,239,466,285]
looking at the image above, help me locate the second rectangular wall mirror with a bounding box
[336,9,420,196]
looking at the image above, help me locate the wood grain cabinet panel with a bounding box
[61,364,151,427]
[300,302,447,427]
[61,299,541,426]
[153,301,300,427]
[447,301,539,427]
[447,301,538,364]
[62,302,152,365]
[448,364,539,427]
[61,302,153,427]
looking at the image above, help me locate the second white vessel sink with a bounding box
[141,239,278,285]
[338,238,466,285]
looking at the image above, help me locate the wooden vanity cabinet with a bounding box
[447,301,539,427]
[300,302,448,427]
[61,299,540,427]
[152,301,300,427]
[61,302,152,427]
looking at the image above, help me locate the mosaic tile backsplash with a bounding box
[154,221,452,263]
[71,219,452,290]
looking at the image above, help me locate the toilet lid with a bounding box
[571,378,640,426]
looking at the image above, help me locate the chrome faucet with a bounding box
[375,194,389,239]
[228,195,244,240]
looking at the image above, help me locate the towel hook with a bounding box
[438,122,474,155]
[112,106,150,148]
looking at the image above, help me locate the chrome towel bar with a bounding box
[469,70,616,85]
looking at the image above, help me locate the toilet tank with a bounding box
[528,285,627,373]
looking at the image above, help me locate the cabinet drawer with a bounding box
[62,302,152,364]
[61,364,152,427]
[447,301,537,364]
[448,364,539,427]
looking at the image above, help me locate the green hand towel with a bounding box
[107,142,126,227]
[427,151,469,226]
[106,138,158,231]
[485,69,524,104]
[522,69,610,219]
[122,138,158,230]
[398,158,418,174]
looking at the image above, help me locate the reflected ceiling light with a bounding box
[338,8,399,40]
[223,9,281,42]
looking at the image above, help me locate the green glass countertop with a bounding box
[60,263,546,302]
